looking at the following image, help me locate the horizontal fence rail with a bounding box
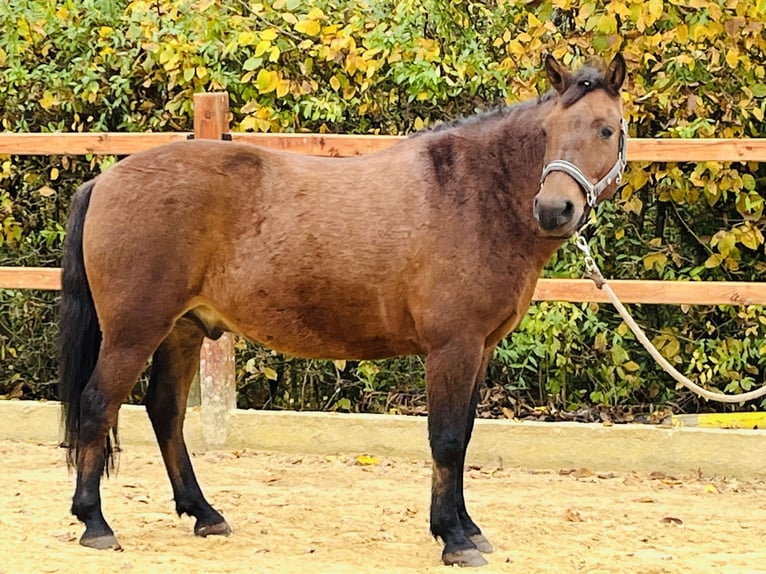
[3,267,766,306]
[2,132,766,162]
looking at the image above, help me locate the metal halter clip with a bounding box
[574,233,605,289]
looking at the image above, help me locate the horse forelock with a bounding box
[558,61,619,108]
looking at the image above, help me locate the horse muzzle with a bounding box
[533,175,587,238]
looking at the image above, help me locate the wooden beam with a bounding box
[532,279,766,306]
[0,132,188,155]
[3,267,766,306]
[0,267,61,290]
[627,138,766,163]
[193,93,237,449]
[2,132,766,162]
[230,133,400,157]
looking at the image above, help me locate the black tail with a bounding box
[59,179,115,472]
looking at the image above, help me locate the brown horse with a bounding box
[59,54,626,567]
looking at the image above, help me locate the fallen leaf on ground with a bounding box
[661,516,684,526]
[565,508,583,522]
[355,454,380,466]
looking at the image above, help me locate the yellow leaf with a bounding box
[726,49,740,69]
[647,0,663,25]
[623,361,640,372]
[329,75,340,91]
[50,167,59,181]
[704,253,722,268]
[333,360,347,371]
[617,322,628,336]
[276,79,290,98]
[356,454,380,466]
[38,185,56,197]
[254,39,270,57]
[295,19,320,36]
[306,7,324,20]
[741,228,760,250]
[596,13,617,34]
[39,90,56,110]
[256,69,279,93]
[238,30,257,46]
[643,252,667,271]
[240,116,258,132]
[260,28,278,41]
[262,367,278,381]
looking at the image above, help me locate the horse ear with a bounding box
[605,53,626,92]
[545,54,570,94]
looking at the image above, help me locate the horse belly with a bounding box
[200,288,422,360]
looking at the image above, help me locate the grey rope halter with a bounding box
[540,118,629,207]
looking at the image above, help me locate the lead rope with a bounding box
[574,233,766,404]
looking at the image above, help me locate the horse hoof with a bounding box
[195,520,232,537]
[442,548,489,567]
[79,533,122,551]
[470,534,494,554]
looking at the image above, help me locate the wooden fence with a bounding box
[2,93,765,446]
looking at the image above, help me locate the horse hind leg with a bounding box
[71,338,163,550]
[145,317,231,538]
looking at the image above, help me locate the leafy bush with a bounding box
[1,0,765,413]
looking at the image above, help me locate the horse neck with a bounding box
[451,99,564,265]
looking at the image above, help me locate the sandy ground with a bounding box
[2,438,766,574]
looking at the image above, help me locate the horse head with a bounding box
[533,53,627,238]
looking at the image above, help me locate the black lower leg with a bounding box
[456,350,494,554]
[146,320,230,537]
[457,384,482,537]
[72,408,120,549]
[426,340,487,567]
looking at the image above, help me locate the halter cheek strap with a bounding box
[540,118,629,207]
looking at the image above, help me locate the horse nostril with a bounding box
[535,198,576,233]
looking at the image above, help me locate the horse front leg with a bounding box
[456,347,495,555]
[426,340,488,567]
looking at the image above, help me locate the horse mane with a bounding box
[410,99,538,138]
[411,57,614,136]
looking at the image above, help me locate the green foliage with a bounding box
[1,0,765,412]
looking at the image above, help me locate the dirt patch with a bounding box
[2,438,766,573]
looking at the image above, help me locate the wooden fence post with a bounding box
[193,93,236,448]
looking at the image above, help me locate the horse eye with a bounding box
[599,126,614,139]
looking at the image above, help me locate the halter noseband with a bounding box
[540,118,629,207]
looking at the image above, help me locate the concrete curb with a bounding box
[3,401,766,478]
